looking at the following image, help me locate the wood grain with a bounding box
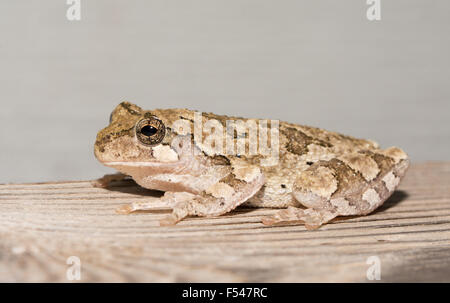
[0,162,449,282]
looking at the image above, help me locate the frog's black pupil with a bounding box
[141,125,157,136]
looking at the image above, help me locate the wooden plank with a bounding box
[0,162,449,282]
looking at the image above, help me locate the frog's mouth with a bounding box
[105,161,176,165]
[104,160,183,168]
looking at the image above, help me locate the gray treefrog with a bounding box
[93,102,409,229]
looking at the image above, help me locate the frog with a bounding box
[93,102,409,229]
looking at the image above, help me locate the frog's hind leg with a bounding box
[159,168,265,226]
[262,147,409,229]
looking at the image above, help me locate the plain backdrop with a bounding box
[0,0,449,183]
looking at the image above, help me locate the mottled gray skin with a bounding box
[94,102,409,229]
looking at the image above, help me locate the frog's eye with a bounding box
[135,117,166,146]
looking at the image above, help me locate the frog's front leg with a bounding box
[262,148,409,229]
[115,196,173,214]
[116,166,265,226]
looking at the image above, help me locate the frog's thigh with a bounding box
[160,166,265,226]
[262,150,409,229]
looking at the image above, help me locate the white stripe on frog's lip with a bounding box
[103,159,200,175]
[104,161,182,167]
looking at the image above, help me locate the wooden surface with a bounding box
[0,162,449,282]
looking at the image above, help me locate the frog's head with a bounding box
[94,102,195,174]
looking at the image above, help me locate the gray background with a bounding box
[0,0,449,183]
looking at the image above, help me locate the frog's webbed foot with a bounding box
[262,207,338,230]
[91,173,128,188]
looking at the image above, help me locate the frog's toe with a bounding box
[91,179,109,188]
[115,204,134,214]
[159,208,189,226]
[159,215,178,226]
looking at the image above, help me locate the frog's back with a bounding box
[246,120,408,209]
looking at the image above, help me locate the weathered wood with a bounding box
[0,162,449,282]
